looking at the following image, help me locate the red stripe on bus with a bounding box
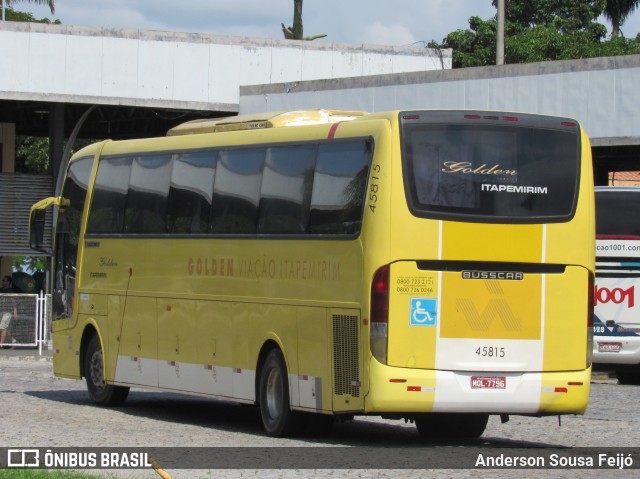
[327,123,340,139]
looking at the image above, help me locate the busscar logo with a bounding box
[456,281,523,332]
[462,271,524,281]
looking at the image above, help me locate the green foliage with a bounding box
[443,17,498,68]
[7,0,56,15]
[498,0,606,33]
[16,136,50,174]
[15,137,99,174]
[438,0,640,67]
[604,0,640,37]
[4,6,60,24]
[12,256,47,273]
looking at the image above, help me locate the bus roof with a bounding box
[166,109,368,136]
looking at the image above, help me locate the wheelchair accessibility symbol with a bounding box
[410,298,437,326]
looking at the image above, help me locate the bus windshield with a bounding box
[400,111,580,223]
[596,189,640,238]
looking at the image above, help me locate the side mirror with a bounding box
[29,209,47,250]
[29,197,68,252]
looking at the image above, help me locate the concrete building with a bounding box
[3,20,640,279]
[240,54,640,185]
[0,20,449,276]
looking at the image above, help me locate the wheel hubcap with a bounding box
[90,350,105,391]
[265,367,283,419]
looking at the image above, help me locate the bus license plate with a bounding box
[471,376,506,389]
[598,342,622,352]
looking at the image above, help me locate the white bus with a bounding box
[594,186,640,385]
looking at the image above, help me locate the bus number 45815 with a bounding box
[475,346,506,358]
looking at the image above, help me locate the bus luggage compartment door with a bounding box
[386,261,589,373]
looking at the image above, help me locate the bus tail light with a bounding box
[370,264,389,364]
[587,271,594,367]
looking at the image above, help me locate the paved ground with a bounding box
[1,349,638,479]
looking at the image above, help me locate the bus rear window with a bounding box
[400,112,580,223]
[596,189,640,237]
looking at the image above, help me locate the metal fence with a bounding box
[0,292,50,354]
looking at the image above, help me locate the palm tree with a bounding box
[281,0,326,41]
[604,0,640,37]
[6,0,55,14]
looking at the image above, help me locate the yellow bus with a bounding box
[30,109,594,439]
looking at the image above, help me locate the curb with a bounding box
[0,349,53,361]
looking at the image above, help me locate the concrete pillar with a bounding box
[49,104,65,188]
[0,122,16,278]
[1,122,16,172]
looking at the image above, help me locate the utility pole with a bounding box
[496,0,505,65]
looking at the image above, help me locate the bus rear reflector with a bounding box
[370,265,390,364]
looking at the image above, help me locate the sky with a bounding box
[7,0,640,48]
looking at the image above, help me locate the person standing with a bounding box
[0,275,18,346]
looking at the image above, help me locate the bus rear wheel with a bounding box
[615,366,640,385]
[84,334,129,406]
[258,349,305,437]
[415,413,489,440]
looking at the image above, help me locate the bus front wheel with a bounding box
[415,413,488,440]
[258,349,305,437]
[84,334,129,406]
[615,366,640,385]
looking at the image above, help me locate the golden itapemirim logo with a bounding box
[441,161,518,176]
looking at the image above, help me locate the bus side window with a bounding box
[87,156,132,234]
[125,155,172,234]
[166,150,217,234]
[308,140,372,235]
[258,145,316,234]
[210,148,265,234]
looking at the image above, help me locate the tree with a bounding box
[12,256,47,274]
[6,0,55,14]
[497,0,606,34]
[281,0,327,41]
[16,136,50,174]
[604,0,640,37]
[437,0,640,67]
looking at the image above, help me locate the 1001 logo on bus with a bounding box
[595,285,635,308]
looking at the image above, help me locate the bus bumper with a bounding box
[594,335,640,365]
[364,358,591,415]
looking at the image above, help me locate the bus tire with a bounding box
[615,366,640,386]
[415,413,488,440]
[84,334,129,406]
[258,349,304,437]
